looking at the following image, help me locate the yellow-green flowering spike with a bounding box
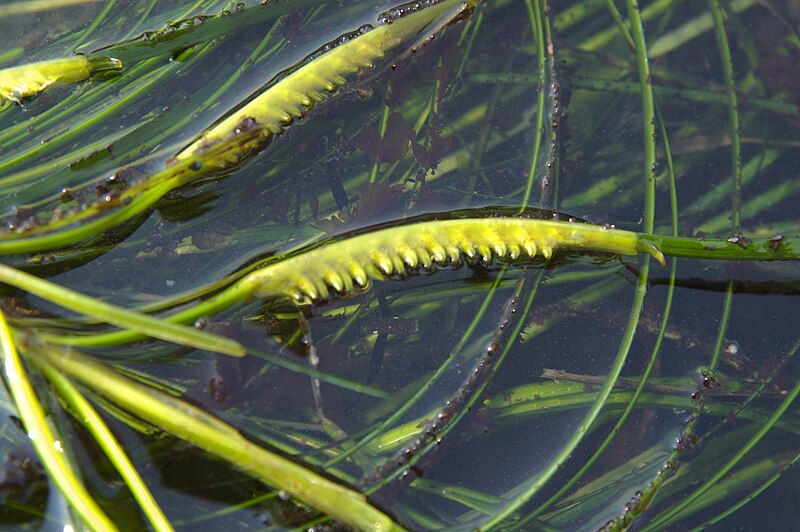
[243,217,665,302]
[399,245,419,268]
[323,270,345,292]
[446,245,461,262]
[373,251,394,275]
[348,262,369,287]
[477,245,492,262]
[294,275,319,302]
[523,241,537,257]
[416,247,433,269]
[338,271,353,292]
[463,244,477,260]
[391,255,407,276]
[493,242,508,258]
[174,0,474,168]
[430,243,448,263]
[0,55,122,103]
[314,278,330,300]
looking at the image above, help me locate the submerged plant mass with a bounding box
[0,0,798,530]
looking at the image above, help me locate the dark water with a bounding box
[0,0,798,530]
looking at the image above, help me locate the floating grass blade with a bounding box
[0,262,244,356]
[37,359,174,532]
[0,309,117,531]
[42,206,800,353]
[33,342,405,532]
[0,143,228,254]
[174,0,477,169]
[0,55,122,103]
[241,217,666,303]
[0,0,477,255]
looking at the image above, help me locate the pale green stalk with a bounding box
[36,360,174,532]
[0,310,116,531]
[33,342,405,532]
[0,262,243,356]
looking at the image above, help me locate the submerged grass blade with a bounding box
[326,269,507,469]
[0,0,105,17]
[691,451,800,530]
[33,342,405,532]
[0,263,244,356]
[0,310,117,531]
[485,255,654,527]
[519,0,546,211]
[708,0,742,229]
[642,377,800,530]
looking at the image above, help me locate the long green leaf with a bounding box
[0,309,116,531]
[0,263,244,356]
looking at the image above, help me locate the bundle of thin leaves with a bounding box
[0,0,798,530]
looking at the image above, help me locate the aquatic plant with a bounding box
[0,0,797,530]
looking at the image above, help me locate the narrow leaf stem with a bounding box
[0,263,244,356]
[36,360,174,532]
[0,311,117,531]
[33,343,404,532]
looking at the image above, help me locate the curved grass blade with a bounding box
[368,270,543,496]
[0,309,117,531]
[41,203,800,353]
[35,359,174,532]
[0,0,106,18]
[482,252,655,527]
[519,0,546,211]
[174,0,478,169]
[641,377,800,530]
[0,262,244,356]
[487,381,799,433]
[510,93,686,529]
[32,341,405,532]
[690,451,800,530]
[0,0,478,256]
[329,268,511,471]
